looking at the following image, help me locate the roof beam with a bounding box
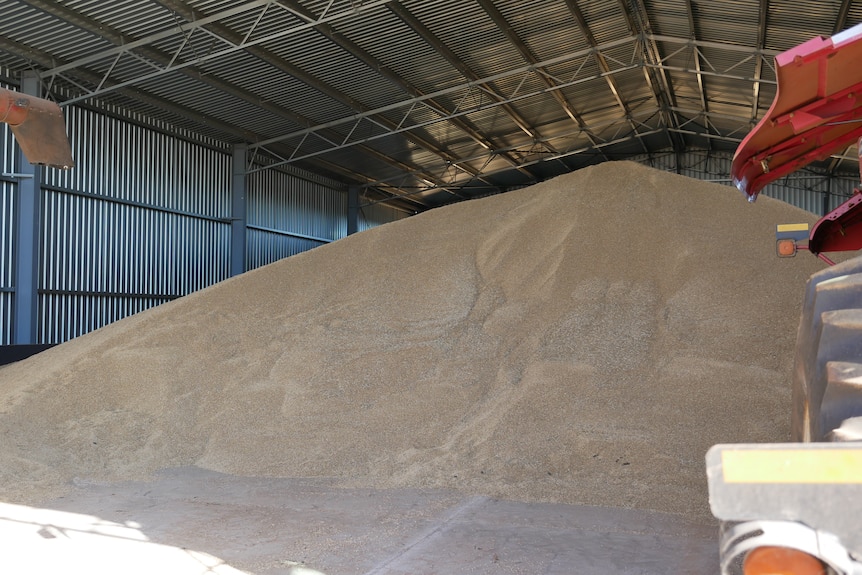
[618,0,684,156]
[685,0,709,114]
[474,0,610,162]
[563,0,650,154]
[249,42,645,169]
[386,1,544,180]
[363,114,670,194]
[685,0,710,152]
[751,0,769,120]
[249,33,776,167]
[270,0,511,190]
[835,0,853,34]
[28,0,466,203]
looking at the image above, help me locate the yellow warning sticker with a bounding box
[776,223,810,233]
[722,448,862,484]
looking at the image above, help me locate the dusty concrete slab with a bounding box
[3,467,718,574]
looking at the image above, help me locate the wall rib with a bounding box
[246,165,348,269]
[37,105,233,343]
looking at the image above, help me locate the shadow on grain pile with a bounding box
[0,161,824,518]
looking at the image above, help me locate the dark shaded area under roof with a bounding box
[0,0,860,213]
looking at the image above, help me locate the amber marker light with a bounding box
[776,238,798,257]
[743,546,827,575]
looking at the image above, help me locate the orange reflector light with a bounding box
[777,238,798,257]
[743,546,826,575]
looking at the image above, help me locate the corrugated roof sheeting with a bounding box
[67,0,175,38]
[498,0,589,59]
[765,1,839,49]
[410,2,518,80]
[693,0,763,46]
[0,0,858,210]
[345,6,465,95]
[580,0,632,44]
[645,0,692,38]
[133,74,292,138]
[0,3,105,65]
[848,3,862,30]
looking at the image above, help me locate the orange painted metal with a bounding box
[743,546,827,575]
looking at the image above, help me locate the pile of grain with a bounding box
[0,161,824,517]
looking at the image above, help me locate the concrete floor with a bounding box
[1,467,719,574]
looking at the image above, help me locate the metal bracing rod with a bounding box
[644,61,777,85]
[389,0,537,144]
[650,34,779,57]
[385,1,544,178]
[368,126,670,204]
[40,0,399,104]
[751,0,769,119]
[564,0,649,154]
[149,0,483,195]
[332,110,666,193]
[622,0,683,154]
[474,0,610,162]
[835,0,853,35]
[250,35,641,150]
[684,0,709,122]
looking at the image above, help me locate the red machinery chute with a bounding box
[731,22,862,258]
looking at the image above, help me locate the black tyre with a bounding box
[792,256,862,441]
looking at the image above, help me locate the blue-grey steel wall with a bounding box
[635,149,859,215]
[357,200,408,233]
[246,166,347,269]
[0,96,405,345]
[245,165,409,269]
[37,105,234,343]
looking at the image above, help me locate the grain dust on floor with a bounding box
[0,161,826,572]
[3,467,718,575]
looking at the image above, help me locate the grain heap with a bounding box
[0,161,824,518]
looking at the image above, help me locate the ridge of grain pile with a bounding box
[0,161,824,517]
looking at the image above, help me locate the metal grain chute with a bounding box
[0,88,74,170]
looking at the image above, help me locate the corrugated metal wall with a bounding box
[358,201,408,233]
[0,95,401,345]
[245,167,409,269]
[38,105,234,343]
[635,149,858,215]
[2,95,853,346]
[246,167,346,270]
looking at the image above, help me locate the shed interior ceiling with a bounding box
[1,0,860,213]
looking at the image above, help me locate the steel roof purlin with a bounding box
[0,0,857,208]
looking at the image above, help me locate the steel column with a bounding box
[231,144,247,276]
[348,185,359,236]
[12,72,41,344]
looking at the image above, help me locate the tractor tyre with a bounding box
[792,256,862,442]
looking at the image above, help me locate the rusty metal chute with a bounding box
[0,88,74,170]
